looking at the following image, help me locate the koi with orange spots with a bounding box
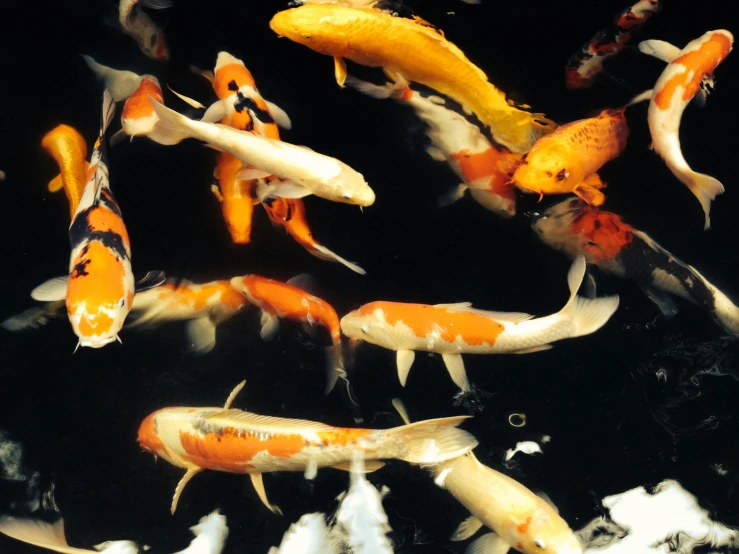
[345,74,520,218]
[41,124,89,220]
[637,30,733,230]
[340,256,619,392]
[137,380,478,514]
[119,0,171,62]
[566,0,661,89]
[532,198,739,337]
[269,4,557,154]
[30,91,136,350]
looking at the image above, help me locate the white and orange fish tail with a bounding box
[381,415,478,464]
[310,243,366,275]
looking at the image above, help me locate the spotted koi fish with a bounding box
[532,198,739,337]
[340,257,619,392]
[345,74,520,219]
[566,0,661,89]
[137,380,478,514]
[30,91,135,350]
[638,30,733,230]
[269,4,557,154]
[41,125,89,220]
[119,0,171,62]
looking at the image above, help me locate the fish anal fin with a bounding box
[331,460,386,473]
[250,473,282,515]
[511,345,553,354]
[452,514,484,541]
[441,353,470,392]
[171,468,202,514]
[640,285,679,318]
[466,532,510,554]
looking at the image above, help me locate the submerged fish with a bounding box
[269,4,556,154]
[41,124,89,219]
[137,380,478,514]
[118,0,171,61]
[532,198,739,337]
[340,256,619,392]
[210,151,259,244]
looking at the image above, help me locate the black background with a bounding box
[1,0,738,552]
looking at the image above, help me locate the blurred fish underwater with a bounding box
[1,0,738,553]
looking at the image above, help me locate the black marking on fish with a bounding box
[98,188,124,218]
[71,258,92,279]
[228,80,239,92]
[69,208,131,262]
[233,94,274,126]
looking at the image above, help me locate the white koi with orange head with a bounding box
[340,257,619,392]
[640,30,733,230]
[121,76,164,138]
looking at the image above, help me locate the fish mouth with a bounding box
[78,335,118,349]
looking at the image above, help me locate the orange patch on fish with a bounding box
[122,78,163,121]
[87,207,131,246]
[263,198,317,251]
[157,281,246,312]
[451,147,521,200]
[215,152,257,243]
[214,63,256,99]
[74,309,115,337]
[517,516,532,534]
[67,242,127,307]
[315,428,373,446]
[570,206,634,263]
[138,412,168,456]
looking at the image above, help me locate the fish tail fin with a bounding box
[683,171,725,230]
[558,256,620,336]
[147,98,193,145]
[324,343,347,395]
[1,302,65,332]
[0,517,70,552]
[310,243,366,275]
[437,184,469,208]
[385,416,478,464]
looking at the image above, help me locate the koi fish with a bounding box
[210,152,258,244]
[269,4,557,154]
[137,380,478,514]
[30,91,136,350]
[81,55,144,102]
[638,30,733,230]
[118,0,171,62]
[41,125,89,219]
[262,198,366,274]
[428,452,583,554]
[566,0,661,89]
[127,279,250,353]
[340,256,619,392]
[230,274,347,393]
[145,98,375,206]
[346,74,520,218]
[532,198,739,337]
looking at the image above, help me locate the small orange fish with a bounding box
[210,152,258,244]
[41,125,89,219]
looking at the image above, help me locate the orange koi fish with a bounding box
[262,198,366,274]
[137,380,478,514]
[118,0,171,62]
[346,74,520,218]
[41,125,89,219]
[638,30,733,229]
[532,198,739,337]
[127,279,250,353]
[566,0,661,89]
[210,152,259,244]
[230,274,347,392]
[269,4,556,154]
[30,91,136,349]
[340,256,619,392]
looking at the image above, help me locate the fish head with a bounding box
[531,198,589,259]
[339,181,376,206]
[512,508,583,554]
[340,304,392,347]
[270,5,352,54]
[511,145,575,196]
[137,410,179,466]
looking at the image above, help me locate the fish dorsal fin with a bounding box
[205,409,337,434]
[433,303,533,323]
[135,270,167,292]
[223,380,246,409]
[286,273,318,294]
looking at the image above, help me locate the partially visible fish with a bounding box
[81,55,144,102]
[118,0,171,62]
[41,125,89,219]
[210,151,258,244]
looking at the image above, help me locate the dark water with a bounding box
[1,0,738,552]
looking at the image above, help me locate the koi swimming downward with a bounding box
[41,125,89,220]
[118,0,171,61]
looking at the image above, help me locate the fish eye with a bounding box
[545,171,552,178]
[342,194,352,200]
[534,539,546,549]
[556,169,568,181]
[302,34,312,39]
[361,325,369,334]
[119,299,126,307]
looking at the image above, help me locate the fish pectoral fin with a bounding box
[224,380,247,409]
[583,173,606,190]
[30,277,69,302]
[109,129,128,148]
[331,460,386,473]
[250,473,283,515]
[236,168,272,181]
[334,57,348,88]
[210,184,224,203]
[637,39,681,63]
[167,85,206,110]
[135,270,167,292]
[171,468,202,514]
[396,350,416,387]
[201,101,227,124]
[264,100,292,130]
[264,180,312,199]
[438,184,469,208]
[426,145,447,162]
[185,317,218,354]
[535,490,560,514]
[441,353,471,393]
[466,532,511,554]
[574,175,606,206]
[451,515,484,541]
[640,285,679,319]
[48,174,64,193]
[511,345,553,354]
[259,310,280,341]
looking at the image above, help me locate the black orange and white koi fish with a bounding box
[340,257,619,392]
[346,74,520,219]
[41,125,89,219]
[118,0,171,62]
[566,0,661,89]
[137,380,478,514]
[270,4,556,154]
[31,91,137,350]
[638,30,733,230]
[532,198,739,337]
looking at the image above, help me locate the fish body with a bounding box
[340,257,619,391]
[121,76,164,138]
[211,152,257,244]
[644,30,733,229]
[566,0,661,89]
[81,55,144,102]
[429,453,582,554]
[511,108,629,205]
[533,198,739,337]
[269,4,556,154]
[41,125,89,219]
[119,0,169,61]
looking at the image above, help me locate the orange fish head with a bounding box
[512,511,583,554]
[67,304,127,349]
[269,5,351,54]
[511,146,574,196]
[137,411,177,464]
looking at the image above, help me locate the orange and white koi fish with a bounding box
[566,0,661,89]
[210,152,258,244]
[638,30,733,230]
[340,256,619,392]
[30,91,135,350]
[262,198,366,274]
[532,198,739,337]
[269,4,556,154]
[118,0,171,62]
[346,74,520,218]
[146,99,375,206]
[137,380,478,514]
[230,274,347,392]
[41,125,89,219]
[127,279,250,353]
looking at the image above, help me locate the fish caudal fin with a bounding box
[324,343,347,395]
[310,244,366,275]
[147,98,195,145]
[684,171,725,230]
[558,256,620,337]
[0,516,90,554]
[387,416,478,465]
[1,302,66,332]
